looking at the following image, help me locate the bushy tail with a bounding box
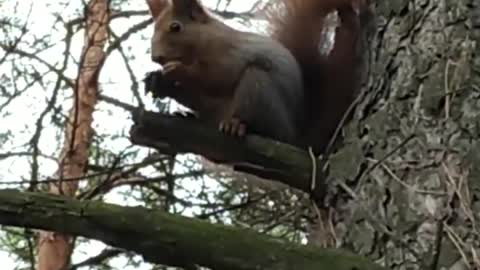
[266,0,366,154]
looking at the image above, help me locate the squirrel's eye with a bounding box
[169,21,183,33]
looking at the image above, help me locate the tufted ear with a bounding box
[172,0,209,22]
[146,0,168,18]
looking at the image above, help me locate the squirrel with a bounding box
[144,0,366,155]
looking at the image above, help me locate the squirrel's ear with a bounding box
[172,0,209,23]
[146,0,168,18]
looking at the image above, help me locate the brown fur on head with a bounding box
[146,0,211,65]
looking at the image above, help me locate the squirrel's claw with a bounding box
[161,61,186,81]
[219,118,246,137]
[173,110,197,119]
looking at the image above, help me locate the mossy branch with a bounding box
[129,110,328,202]
[0,189,386,270]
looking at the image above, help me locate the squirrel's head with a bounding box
[146,0,211,65]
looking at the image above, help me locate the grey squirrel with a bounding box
[144,0,366,154]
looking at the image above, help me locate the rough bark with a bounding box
[322,1,480,269]
[0,189,386,270]
[36,1,109,270]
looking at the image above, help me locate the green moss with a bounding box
[0,189,386,270]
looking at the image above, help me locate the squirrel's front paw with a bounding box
[144,70,177,98]
[219,118,246,137]
[143,71,161,94]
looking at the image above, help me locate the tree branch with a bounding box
[0,189,386,270]
[129,110,328,202]
[70,248,124,270]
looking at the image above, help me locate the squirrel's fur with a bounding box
[145,0,366,154]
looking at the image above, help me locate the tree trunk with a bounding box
[322,1,480,269]
[36,1,109,270]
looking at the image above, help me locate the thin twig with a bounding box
[355,133,416,192]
